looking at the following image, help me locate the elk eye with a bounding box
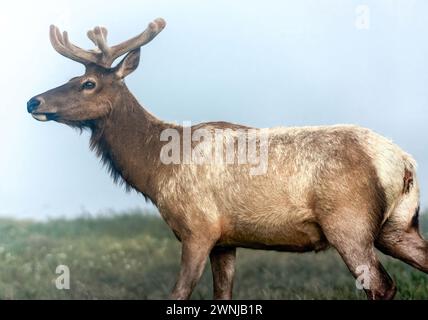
[82,81,96,90]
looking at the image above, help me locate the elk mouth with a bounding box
[31,112,57,122]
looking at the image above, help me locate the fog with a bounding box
[1,0,427,219]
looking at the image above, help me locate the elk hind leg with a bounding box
[321,209,396,300]
[376,205,428,274]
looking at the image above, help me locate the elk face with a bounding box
[27,18,165,126]
[27,51,140,125]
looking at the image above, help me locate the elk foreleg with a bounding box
[171,238,214,300]
[210,246,236,299]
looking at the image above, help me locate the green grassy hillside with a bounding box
[0,210,426,299]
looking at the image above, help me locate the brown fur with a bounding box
[403,169,414,194]
[27,21,428,300]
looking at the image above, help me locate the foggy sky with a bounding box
[1,0,427,219]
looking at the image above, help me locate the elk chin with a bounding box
[32,114,49,122]
[31,112,57,122]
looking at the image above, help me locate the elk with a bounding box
[28,17,427,300]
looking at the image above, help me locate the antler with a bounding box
[49,18,166,68]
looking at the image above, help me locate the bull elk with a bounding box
[27,17,427,300]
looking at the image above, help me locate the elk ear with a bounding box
[114,48,141,79]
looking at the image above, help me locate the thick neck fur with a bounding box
[88,86,171,204]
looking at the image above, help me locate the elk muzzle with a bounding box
[27,98,41,113]
[27,97,56,122]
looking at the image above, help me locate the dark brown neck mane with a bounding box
[89,88,170,204]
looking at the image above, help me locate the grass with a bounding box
[0,209,426,299]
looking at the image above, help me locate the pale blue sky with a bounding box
[1,0,427,219]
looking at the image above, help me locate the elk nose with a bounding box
[27,98,41,113]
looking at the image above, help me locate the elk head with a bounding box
[27,18,166,127]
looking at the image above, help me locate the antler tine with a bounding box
[50,25,97,65]
[86,29,97,46]
[49,25,68,56]
[109,18,166,62]
[87,26,110,55]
